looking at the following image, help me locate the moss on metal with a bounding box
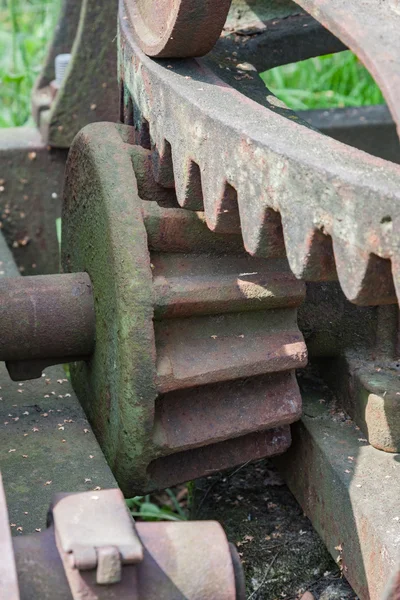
[62,122,157,495]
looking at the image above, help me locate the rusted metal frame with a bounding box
[299,105,400,164]
[120,7,400,307]
[292,0,400,136]
[0,128,66,275]
[216,12,346,73]
[298,283,400,454]
[31,0,82,125]
[276,387,400,600]
[61,122,305,494]
[317,335,400,453]
[38,0,119,147]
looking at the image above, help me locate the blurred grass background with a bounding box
[0,0,384,125]
[0,0,61,126]
[262,52,384,111]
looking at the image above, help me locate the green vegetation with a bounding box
[126,488,189,522]
[261,51,384,111]
[0,0,60,127]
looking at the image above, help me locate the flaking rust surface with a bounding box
[0,364,116,535]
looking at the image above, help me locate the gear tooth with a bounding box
[151,138,175,189]
[171,146,204,210]
[281,218,337,282]
[148,427,292,490]
[201,169,241,234]
[239,195,285,258]
[332,240,396,305]
[135,117,151,150]
[153,372,302,455]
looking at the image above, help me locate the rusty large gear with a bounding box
[119,0,400,308]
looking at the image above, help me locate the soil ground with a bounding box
[194,459,357,600]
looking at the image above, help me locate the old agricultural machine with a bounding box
[1,0,400,598]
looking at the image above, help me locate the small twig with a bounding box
[248,548,283,600]
[195,460,252,517]
[282,571,342,600]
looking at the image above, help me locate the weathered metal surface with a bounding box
[0,360,117,534]
[276,386,400,600]
[384,569,400,600]
[14,527,73,600]
[120,7,400,307]
[0,474,20,599]
[0,274,95,381]
[53,489,143,569]
[154,372,301,453]
[127,0,232,58]
[33,0,119,147]
[147,426,292,490]
[61,122,303,494]
[154,310,306,392]
[0,127,66,275]
[299,106,400,164]
[297,282,378,358]
[128,0,345,63]
[218,8,345,72]
[11,487,243,599]
[53,489,143,593]
[320,348,400,453]
[62,123,157,495]
[293,0,400,135]
[135,520,241,599]
[152,254,305,317]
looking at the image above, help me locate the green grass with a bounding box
[0,0,60,127]
[261,51,384,111]
[126,488,189,522]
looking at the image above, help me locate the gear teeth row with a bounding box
[120,15,400,307]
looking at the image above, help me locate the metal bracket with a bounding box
[53,489,143,587]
